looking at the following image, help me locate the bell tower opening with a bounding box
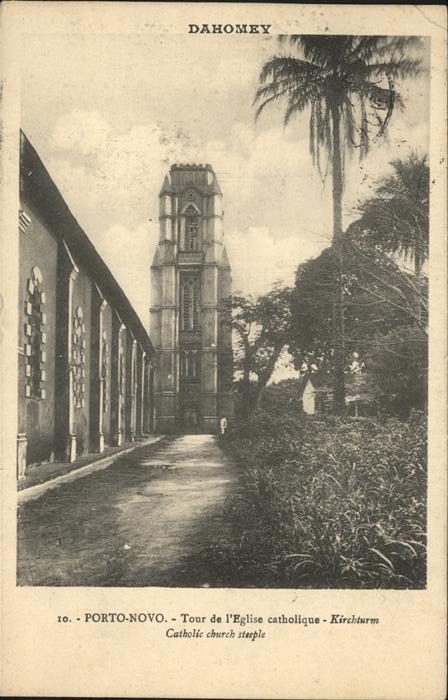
[183,205,200,252]
[180,274,200,331]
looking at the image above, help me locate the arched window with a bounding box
[72,306,86,408]
[188,351,200,379]
[24,266,47,399]
[131,342,137,393]
[180,351,188,378]
[180,350,201,381]
[184,205,199,251]
[118,339,126,422]
[119,344,125,398]
[101,331,109,413]
[181,276,200,331]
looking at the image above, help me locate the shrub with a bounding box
[214,408,426,588]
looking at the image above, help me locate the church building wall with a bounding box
[18,200,58,467]
[17,132,156,479]
[71,263,93,457]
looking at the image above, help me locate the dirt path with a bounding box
[17,435,238,587]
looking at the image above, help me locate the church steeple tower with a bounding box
[150,164,234,433]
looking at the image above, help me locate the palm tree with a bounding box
[254,35,422,412]
[255,36,422,244]
[353,153,429,278]
[350,152,429,325]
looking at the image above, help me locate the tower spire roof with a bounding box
[159,163,222,196]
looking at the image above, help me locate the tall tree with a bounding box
[289,232,428,417]
[350,152,429,278]
[254,35,422,411]
[348,158,429,328]
[290,242,418,366]
[220,286,293,419]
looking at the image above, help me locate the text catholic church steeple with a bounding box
[150,163,234,434]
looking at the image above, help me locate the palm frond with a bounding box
[352,152,429,266]
[309,101,316,163]
[360,81,403,110]
[254,33,426,201]
[258,56,322,86]
[253,78,304,106]
[343,95,356,152]
[360,59,422,80]
[287,35,354,69]
[254,87,291,121]
[359,95,369,159]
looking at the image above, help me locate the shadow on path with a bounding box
[17,435,238,587]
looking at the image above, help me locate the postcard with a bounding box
[1,2,446,698]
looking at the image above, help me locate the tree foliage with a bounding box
[220,286,294,418]
[290,239,423,364]
[289,155,429,416]
[349,152,429,276]
[254,36,422,413]
[364,327,427,417]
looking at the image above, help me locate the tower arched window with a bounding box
[181,276,200,331]
[188,351,200,379]
[180,350,200,381]
[180,351,188,378]
[24,266,47,400]
[184,205,199,251]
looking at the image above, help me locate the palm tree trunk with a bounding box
[331,101,343,245]
[331,100,346,414]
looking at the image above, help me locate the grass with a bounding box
[200,409,427,589]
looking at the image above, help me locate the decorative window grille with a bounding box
[119,344,125,400]
[101,331,109,413]
[24,266,46,399]
[72,306,86,408]
[131,343,137,399]
[181,276,200,331]
[184,205,199,251]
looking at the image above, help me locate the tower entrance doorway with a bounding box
[181,406,201,434]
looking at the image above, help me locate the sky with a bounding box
[19,32,429,381]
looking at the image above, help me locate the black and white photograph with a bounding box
[13,26,432,591]
[1,3,446,699]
